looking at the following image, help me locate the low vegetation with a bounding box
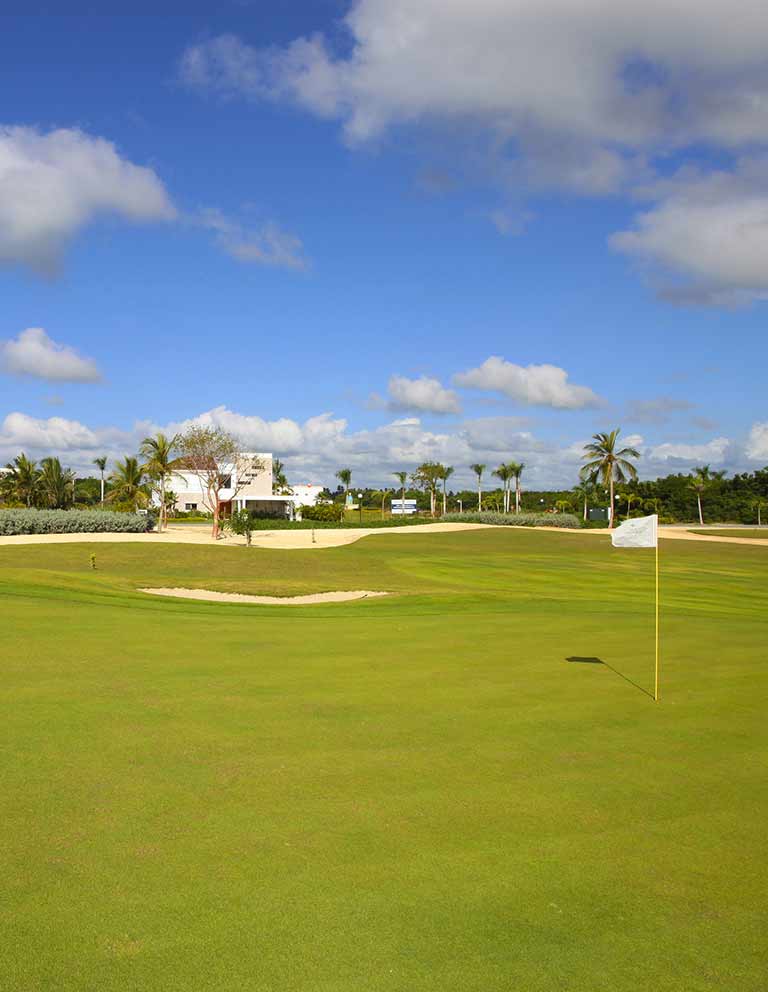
[0,508,153,535]
[442,510,580,528]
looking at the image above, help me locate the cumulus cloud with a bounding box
[745,422,768,461]
[612,158,768,305]
[197,208,308,270]
[454,356,601,409]
[1,328,102,383]
[179,3,768,301]
[381,375,461,415]
[0,126,176,275]
[3,403,760,487]
[647,437,731,463]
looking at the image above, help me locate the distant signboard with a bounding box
[588,508,609,521]
[391,499,418,516]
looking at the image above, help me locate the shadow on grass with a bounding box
[565,656,654,699]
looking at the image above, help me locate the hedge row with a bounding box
[442,511,580,528]
[0,509,154,535]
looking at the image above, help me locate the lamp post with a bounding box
[357,493,363,525]
[458,499,463,514]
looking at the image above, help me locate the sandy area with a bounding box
[0,521,765,550]
[140,587,388,605]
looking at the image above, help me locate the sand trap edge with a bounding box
[139,587,389,606]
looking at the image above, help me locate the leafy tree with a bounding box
[225,508,255,546]
[93,456,108,505]
[108,457,148,511]
[140,432,178,532]
[4,453,40,507]
[581,429,640,528]
[412,462,443,517]
[470,463,485,511]
[178,427,264,539]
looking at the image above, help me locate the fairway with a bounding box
[2,529,767,991]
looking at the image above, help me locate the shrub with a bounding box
[0,509,154,536]
[442,511,580,529]
[299,502,344,523]
[224,509,255,546]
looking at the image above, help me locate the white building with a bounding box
[166,454,326,518]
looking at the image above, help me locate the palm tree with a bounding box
[581,430,640,529]
[5,453,40,507]
[272,458,289,493]
[687,465,725,526]
[753,497,767,527]
[508,461,524,514]
[140,432,178,531]
[470,463,485,511]
[493,464,512,513]
[572,477,595,523]
[554,499,571,514]
[39,457,75,509]
[93,456,108,505]
[108,456,148,510]
[438,465,454,515]
[393,470,408,509]
[335,468,352,512]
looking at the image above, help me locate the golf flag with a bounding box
[611,513,660,700]
[611,513,658,548]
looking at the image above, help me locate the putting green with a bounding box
[2,529,766,991]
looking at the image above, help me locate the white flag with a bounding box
[611,513,658,549]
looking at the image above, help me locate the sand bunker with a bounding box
[139,587,388,605]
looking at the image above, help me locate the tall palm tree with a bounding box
[393,470,408,508]
[572,477,595,523]
[507,461,524,513]
[438,465,454,515]
[140,432,178,531]
[272,457,289,493]
[108,456,148,510]
[581,430,640,528]
[5,453,39,507]
[470,463,485,511]
[493,464,512,513]
[93,456,108,505]
[754,497,767,527]
[688,465,725,526]
[39,457,75,509]
[335,468,352,512]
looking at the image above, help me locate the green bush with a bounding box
[442,511,580,529]
[0,509,154,536]
[299,503,344,522]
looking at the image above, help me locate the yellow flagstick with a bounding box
[654,535,660,702]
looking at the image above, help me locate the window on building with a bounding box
[221,475,232,489]
[185,503,198,511]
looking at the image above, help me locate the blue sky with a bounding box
[1,2,766,487]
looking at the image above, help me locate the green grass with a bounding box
[2,529,767,991]
[690,528,768,539]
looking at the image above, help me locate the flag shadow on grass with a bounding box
[565,657,654,699]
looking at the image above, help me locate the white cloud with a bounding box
[648,437,731,463]
[197,208,308,270]
[180,4,768,301]
[179,3,768,150]
[454,356,601,409]
[0,126,176,275]
[1,328,102,383]
[383,375,461,415]
[612,158,768,305]
[745,422,768,461]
